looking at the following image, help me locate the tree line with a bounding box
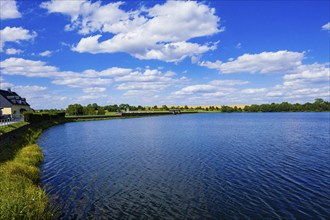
[222,98,330,113]
[64,98,330,116]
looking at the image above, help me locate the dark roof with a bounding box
[0,89,30,106]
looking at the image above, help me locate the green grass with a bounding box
[0,144,54,219]
[0,121,65,219]
[0,122,29,135]
[105,111,121,116]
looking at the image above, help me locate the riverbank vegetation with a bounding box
[0,114,67,219]
[0,144,53,219]
[64,98,330,116]
[0,122,29,135]
[223,98,330,113]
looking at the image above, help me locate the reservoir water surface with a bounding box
[38,113,330,219]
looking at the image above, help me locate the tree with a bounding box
[84,104,96,115]
[162,105,168,110]
[66,104,83,116]
[98,107,105,115]
[314,98,324,105]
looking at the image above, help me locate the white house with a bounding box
[0,88,32,118]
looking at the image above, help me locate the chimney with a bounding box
[7,88,12,93]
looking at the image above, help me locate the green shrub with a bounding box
[24,112,65,123]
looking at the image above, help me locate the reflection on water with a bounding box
[39,113,330,219]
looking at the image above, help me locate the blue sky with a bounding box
[0,0,329,109]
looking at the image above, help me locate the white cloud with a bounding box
[39,50,53,57]
[1,57,59,77]
[5,48,23,55]
[0,77,71,109]
[0,57,185,100]
[241,88,267,94]
[198,51,329,101]
[40,0,86,21]
[199,50,304,74]
[42,0,221,62]
[114,69,185,94]
[133,41,216,63]
[117,82,169,91]
[209,80,249,86]
[0,77,14,89]
[0,0,21,19]
[52,77,112,88]
[173,84,217,95]
[172,79,246,97]
[171,57,329,104]
[322,22,330,31]
[15,86,70,109]
[283,63,330,87]
[83,87,106,93]
[83,67,132,77]
[0,57,111,89]
[14,85,47,92]
[0,26,37,52]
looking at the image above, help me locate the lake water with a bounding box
[39,113,330,219]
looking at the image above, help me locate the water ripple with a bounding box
[39,113,330,219]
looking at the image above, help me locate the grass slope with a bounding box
[0,121,63,219]
[0,122,29,135]
[0,144,53,219]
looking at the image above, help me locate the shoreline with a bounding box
[0,112,197,218]
[0,119,71,219]
[1,111,329,218]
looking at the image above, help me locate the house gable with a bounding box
[0,94,12,108]
[0,89,30,108]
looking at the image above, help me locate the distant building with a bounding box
[0,88,32,118]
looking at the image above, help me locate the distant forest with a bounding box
[39,98,330,116]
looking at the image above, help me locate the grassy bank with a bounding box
[0,121,64,219]
[0,122,29,135]
[0,144,53,219]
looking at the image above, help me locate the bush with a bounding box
[23,112,65,123]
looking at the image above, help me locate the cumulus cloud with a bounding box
[83,67,132,77]
[199,50,304,74]
[52,77,112,88]
[39,50,53,57]
[0,77,14,89]
[0,57,185,99]
[40,0,86,21]
[172,79,248,98]
[0,26,37,52]
[0,77,71,109]
[83,87,106,93]
[1,57,59,77]
[114,69,186,94]
[209,80,249,86]
[241,88,267,94]
[173,84,218,95]
[0,1,21,19]
[42,0,222,62]
[5,48,23,55]
[283,63,330,88]
[132,41,216,63]
[171,58,329,104]
[322,22,330,31]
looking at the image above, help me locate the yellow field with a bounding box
[149,104,249,109]
[186,104,249,108]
